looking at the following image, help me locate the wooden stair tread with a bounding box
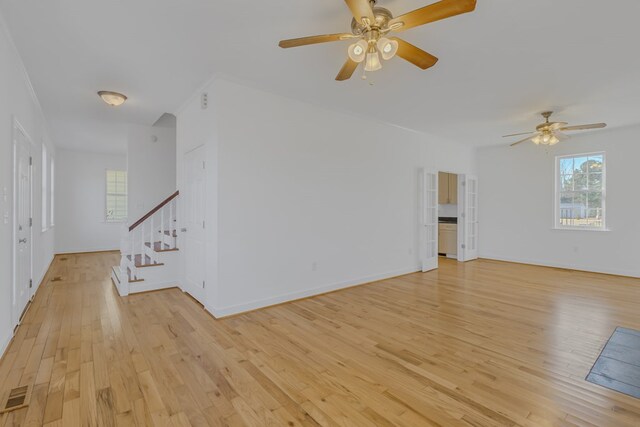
[127,267,144,283]
[126,254,164,268]
[145,241,179,252]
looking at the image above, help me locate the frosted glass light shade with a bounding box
[98,91,127,106]
[377,38,398,60]
[364,51,382,71]
[533,132,560,146]
[348,40,368,63]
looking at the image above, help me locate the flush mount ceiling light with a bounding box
[98,91,127,107]
[504,111,607,147]
[278,0,477,81]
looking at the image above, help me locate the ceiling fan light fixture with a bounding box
[348,39,368,63]
[98,91,127,107]
[364,50,382,72]
[377,38,398,60]
[532,131,559,146]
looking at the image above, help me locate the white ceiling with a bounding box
[2,0,640,153]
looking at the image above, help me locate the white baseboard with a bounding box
[128,280,180,294]
[2,254,54,362]
[479,253,640,278]
[206,265,421,318]
[56,247,120,255]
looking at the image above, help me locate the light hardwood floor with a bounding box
[1,252,640,426]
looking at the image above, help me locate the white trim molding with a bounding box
[206,265,421,318]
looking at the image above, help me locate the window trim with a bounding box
[50,155,55,228]
[105,169,128,223]
[554,151,607,231]
[41,144,48,232]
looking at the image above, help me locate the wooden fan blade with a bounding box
[510,134,537,147]
[389,0,477,32]
[343,0,375,24]
[391,37,438,69]
[502,131,536,138]
[547,122,568,130]
[336,58,359,81]
[559,123,607,131]
[279,33,354,48]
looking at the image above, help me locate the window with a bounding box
[106,170,128,222]
[50,156,55,227]
[41,145,48,231]
[556,152,605,229]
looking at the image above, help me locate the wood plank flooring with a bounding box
[1,252,640,426]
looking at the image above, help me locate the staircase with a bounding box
[111,191,180,296]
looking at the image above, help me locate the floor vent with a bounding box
[586,327,640,399]
[59,257,68,261]
[51,276,62,282]
[0,385,31,413]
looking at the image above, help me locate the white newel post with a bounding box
[130,228,136,279]
[118,223,130,296]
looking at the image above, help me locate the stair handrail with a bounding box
[129,190,179,232]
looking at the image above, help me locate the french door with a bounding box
[460,174,479,261]
[420,169,438,272]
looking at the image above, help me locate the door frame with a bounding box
[12,118,34,327]
[420,169,439,272]
[421,169,479,270]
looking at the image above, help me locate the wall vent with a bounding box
[0,385,30,414]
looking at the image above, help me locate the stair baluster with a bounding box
[149,215,155,265]
[169,199,174,249]
[160,206,165,251]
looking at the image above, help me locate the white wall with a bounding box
[177,77,475,317]
[477,125,640,278]
[0,15,55,355]
[127,124,176,222]
[55,149,126,254]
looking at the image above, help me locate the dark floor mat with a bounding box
[586,327,640,398]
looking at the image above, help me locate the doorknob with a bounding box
[19,238,27,244]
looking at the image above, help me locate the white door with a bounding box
[183,146,206,301]
[13,125,32,326]
[421,169,439,272]
[460,174,479,261]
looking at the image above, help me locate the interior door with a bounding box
[14,125,32,326]
[183,146,206,301]
[460,174,479,261]
[421,169,439,272]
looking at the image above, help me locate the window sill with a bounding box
[551,227,611,232]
